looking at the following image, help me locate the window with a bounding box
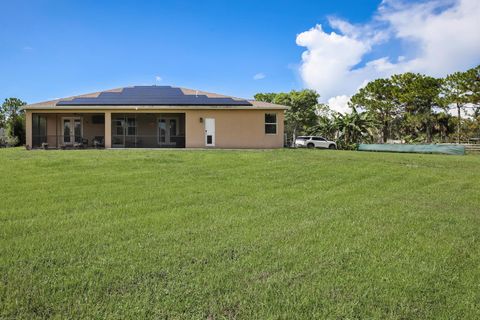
[312,137,326,141]
[113,119,124,135]
[265,113,277,134]
[111,114,137,147]
[126,117,136,136]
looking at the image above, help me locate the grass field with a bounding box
[0,148,479,319]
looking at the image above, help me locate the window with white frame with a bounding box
[265,113,277,134]
[126,117,136,136]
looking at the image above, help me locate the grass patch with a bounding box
[1,148,479,319]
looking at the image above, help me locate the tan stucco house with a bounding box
[23,86,287,149]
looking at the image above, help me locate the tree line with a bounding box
[0,98,26,146]
[1,65,479,148]
[255,65,480,149]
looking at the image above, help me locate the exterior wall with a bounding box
[130,113,185,139]
[105,111,111,148]
[25,108,286,149]
[45,115,57,146]
[185,109,284,148]
[25,111,32,148]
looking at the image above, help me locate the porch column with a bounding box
[105,111,111,148]
[25,111,32,149]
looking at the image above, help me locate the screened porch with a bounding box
[111,113,185,148]
[31,113,106,149]
[30,112,186,149]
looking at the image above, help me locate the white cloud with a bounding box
[296,24,372,101]
[327,95,352,114]
[296,0,480,113]
[23,46,33,51]
[253,73,266,80]
[155,75,162,82]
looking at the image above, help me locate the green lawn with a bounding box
[0,148,479,319]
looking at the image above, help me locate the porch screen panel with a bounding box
[32,114,47,147]
[159,119,166,144]
[63,119,72,143]
[111,114,138,147]
[110,113,185,148]
[112,115,124,147]
[74,119,82,143]
[124,116,136,147]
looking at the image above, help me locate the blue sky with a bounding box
[1,0,479,110]
[0,0,380,103]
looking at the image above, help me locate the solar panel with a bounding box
[56,86,252,106]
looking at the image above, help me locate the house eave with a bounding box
[23,104,288,111]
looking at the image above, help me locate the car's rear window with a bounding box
[297,136,309,140]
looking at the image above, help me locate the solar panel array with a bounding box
[56,86,252,106]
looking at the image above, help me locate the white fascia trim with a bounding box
[24,105,288,111]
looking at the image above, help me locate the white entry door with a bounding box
[204,118,215,147]
[62,117,82,144]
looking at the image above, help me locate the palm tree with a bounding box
[307,115,337,140]
[335,107,376,148]
[433,112,453,143]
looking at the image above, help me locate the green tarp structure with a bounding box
[358,144,465,155]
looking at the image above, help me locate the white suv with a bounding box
[295,136,337,149]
